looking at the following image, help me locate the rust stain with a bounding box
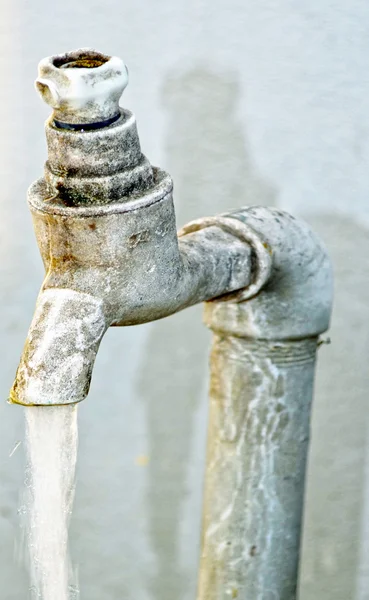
[50,253,77,269]
[128,230,150,249]
[262,240,272,255]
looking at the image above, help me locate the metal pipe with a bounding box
[196,207,333,599]
[9,48,333,597]
[198,335,317,600]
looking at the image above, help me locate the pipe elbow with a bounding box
[204,207,333,340]
[9,287,107,406]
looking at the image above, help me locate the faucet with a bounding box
[10,48,333,599]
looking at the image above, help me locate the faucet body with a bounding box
[11,166,253,406]
[11,99,255,407]
[10,49,333,599]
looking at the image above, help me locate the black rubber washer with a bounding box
[54,113,121,131]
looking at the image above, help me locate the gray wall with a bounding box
[1,0,368,598]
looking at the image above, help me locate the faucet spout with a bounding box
[10,288,107,406]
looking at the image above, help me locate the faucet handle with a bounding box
[35,48,128,127]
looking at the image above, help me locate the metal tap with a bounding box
[10,48,333,600]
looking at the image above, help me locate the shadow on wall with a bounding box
[135,66,277,600]
[300,214,369,600]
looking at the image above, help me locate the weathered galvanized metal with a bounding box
[9,49,333,599]
[198,207,332,600]
[198,335,317,600]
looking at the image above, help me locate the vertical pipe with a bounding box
[197,333,318,599]
[195,207,333,600]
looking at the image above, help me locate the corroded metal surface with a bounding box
[11,179,253,405]
[10,49,260,407]
[10,47,334,600]
[198,207,333,599]
[178,215,272,302]
[43,108,153,204]
[197,335,317,600]
[204,207,333,340]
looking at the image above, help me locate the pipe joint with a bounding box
[204,207,333,340]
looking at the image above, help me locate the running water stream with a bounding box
[23,405,79,600]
